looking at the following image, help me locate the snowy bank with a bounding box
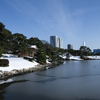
[0,57,53,81]
[69,56,83,60]
[86,56,100,60]
[0,58,40,80]
[0,58,39,71]
[0,79,13,85]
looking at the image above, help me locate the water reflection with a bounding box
[0,80,28,100]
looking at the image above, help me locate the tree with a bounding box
[80,46,92,56]
[28,37,44,49]
[0,22,5,32]
[12,33,28,54]
[0,22,12,53]
[41,40,49,44]
[0,46,3,57]
[35,49,46,64]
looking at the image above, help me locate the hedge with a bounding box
[0,59,9,66]
[23,57,34,62]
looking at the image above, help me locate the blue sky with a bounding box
[0,0,100,50]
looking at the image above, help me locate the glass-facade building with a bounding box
[93,49,100,54]
[50,36,63,48]
[59,38,63,48]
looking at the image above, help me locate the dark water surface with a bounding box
[1,60,100,100]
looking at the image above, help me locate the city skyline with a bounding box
[50,36,63,48]
[0,0,100,50]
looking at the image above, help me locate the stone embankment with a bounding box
[0,63,53,80]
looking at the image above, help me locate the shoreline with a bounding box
[0,62,58,81]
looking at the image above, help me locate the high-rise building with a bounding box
[50,36,59,48]
[50,36,63,48]
[59,38,63,48]
[93,49,100,54]
[67,44,73,50]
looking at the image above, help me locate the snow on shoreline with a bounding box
[69,56,83,60]
[87,56,100,59]
[0,79,13,85]
[0,57,39,72]
[0,56,100,72]
[61,55,100,60]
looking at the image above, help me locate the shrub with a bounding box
[23,56,29,60]
[23,56,34,62]
[0,59,9,66]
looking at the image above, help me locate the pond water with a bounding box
[1,60,100,100]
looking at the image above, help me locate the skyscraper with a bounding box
[67,44,73,50]
[50,36,63,48]
[50,36,59,48]
[59,38,63,48]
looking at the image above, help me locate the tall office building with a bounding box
[50,36,63,48]
[50,36,59,48]
[67,44,73,50]
[59,38,63,48]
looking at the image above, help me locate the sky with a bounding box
[0,0,100,51]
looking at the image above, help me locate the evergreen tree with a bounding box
[0,46,3,57]
[0,22,12,53]
[12,33,28,54]
[28,37,44,49]
[35,49,46,64]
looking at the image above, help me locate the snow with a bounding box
[46,59,51,63]
[60,54,100,60]
[0,79,13,85]
[87,56,100,59]
[1,55,100,72]
[29,45,38,49]
[2,54,16,57]
[59,55,67,59]
[0,58,39,71]
[62,56,67,59]
[69,56,83,60]
[69,56,100,60]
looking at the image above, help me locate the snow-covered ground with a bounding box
[2,54,17,57]
[59,55,67,59]
[87,56,100,59]
[0,79,13,84]
[60,55,100,60]
[69,56,83,60]
[0,57,39,71]
[60,55,83,60]
[46,59,51,64]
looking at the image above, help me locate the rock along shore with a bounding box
[0,63,57,81]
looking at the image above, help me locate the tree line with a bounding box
[0,22,94,64]
[0,22,67,64]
